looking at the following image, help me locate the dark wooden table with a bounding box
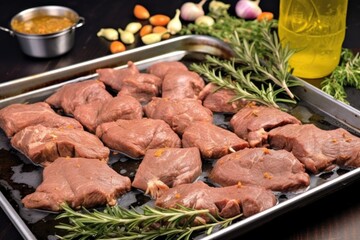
[1,0,360,239]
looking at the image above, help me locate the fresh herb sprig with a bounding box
[55,203,242,240]
[189,22,300,108]
[180,13,274,46]
[321,48,360,104]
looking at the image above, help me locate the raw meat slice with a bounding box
[198,83,247,113]
[45,80,112,115]
[155,181,276,218]
[209,148,310,192]
[96,118,181,159]
[269,124,360,173]
[182,122,249,159]
[147,61,188,79]
[22,157,131,211]
[117,73,162,103]
[11,125,110,166]
[230,104,301,147]
[97,61,139,90]
[143,97,213,135]
[73,95,143,132]
[132,147,202,198]
[161,69,205,99]
[97,61,162,103]
[0,102,83,137]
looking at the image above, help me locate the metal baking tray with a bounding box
[1,35,360,240]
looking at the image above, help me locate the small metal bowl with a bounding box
[0,5,85,58]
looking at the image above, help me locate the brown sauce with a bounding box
[12,15,74,35]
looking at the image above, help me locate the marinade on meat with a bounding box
[96,118,181,159]
[161,69,205,99]
[22,157,131,211]
[209,148,310,192]
[132,147,202,198]
[0,102,83,137]
[45,80,112,115]
[198,83,248,113]
[182,121,249,159]
[11,125,110,166]
[147,61,188,79]
[269,124,360,173]
[143,97,213,135]
[230,104,301,147]
[73,95,143,132]
[155,181,276,218]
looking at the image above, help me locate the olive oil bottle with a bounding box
[278,0,348,79]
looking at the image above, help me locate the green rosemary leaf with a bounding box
[55,203,242,240]
[321,49,360,103]
[182,10,303,108]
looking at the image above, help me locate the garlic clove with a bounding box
[167,9,182,35]
[125,22,142,34]
[97,28,119,41]
[118,28,135,45]
[141,32,166,45]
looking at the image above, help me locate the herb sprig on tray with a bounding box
[181,8,301,108]
[55,203,242,240]
[186,20,300,108]
[321,48,360,104]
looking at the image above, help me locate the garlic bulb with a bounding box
[235,0,262,19]
[97,28,118,41]
[167,9,182,35]
[180,0,207,21]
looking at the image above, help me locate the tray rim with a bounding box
[1,34,360,240]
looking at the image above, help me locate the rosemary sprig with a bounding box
[321,48,360,104]
[230,27,300,99]
[180,11,277,46]
[189,22,301,108]
[55,203,242,240]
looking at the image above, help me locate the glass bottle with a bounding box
[278,0,348,79]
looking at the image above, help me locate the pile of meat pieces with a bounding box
[1,61,360,221]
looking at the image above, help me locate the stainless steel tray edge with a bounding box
[1,35,360,240]
[202,167,360,239]
[292,78,360,134]
[0,35,234,100]
[0,192,36,240]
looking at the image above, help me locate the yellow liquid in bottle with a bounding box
[278,0,347,79]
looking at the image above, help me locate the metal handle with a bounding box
[0,26,14,36]
[73,16,85,29]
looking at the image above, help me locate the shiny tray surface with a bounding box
[1,35,360,240]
